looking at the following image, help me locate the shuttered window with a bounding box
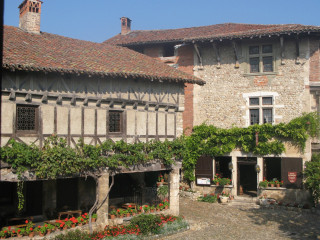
[195,156,213,184]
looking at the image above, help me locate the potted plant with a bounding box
[130,208,137,216]
[212,174,221,185]
[163,199,170,209]
[64,218,72,229]
[219,178,231,186]
[143,205,150,213]
[25,220,35,237]
[0,229,8,239]
[17,228,26,237]
[92,213,97,222]
[46,224,55,234]
[158,174,164,183]
[150,205,155,213]
[269,180,275,187]
[109,209,117,219]
[219,191,230,203]
[259,178,268,188]
[77,216,85,225]
[36,225,47,236]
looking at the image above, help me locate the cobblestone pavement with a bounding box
[162,198,320,240]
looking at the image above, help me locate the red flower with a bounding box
[60,224,63,228]
[38,225,41,228]
[18,229,21,233]
[8,227,11,231]
[30,228,33,231]
[12,230,15,234]
[45,224,48,227]
[65,218,68,221]
[4,231,7,233]
[128,205,132,208]
[25,220,29,224]
[85,213,88,216]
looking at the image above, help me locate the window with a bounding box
[264,158,303,189]
[16,105,39,133]
[108,111,122,133]
[215,157,232,179]
[249,44,274,73]
[161,45,175,57]
[249,97,273,125]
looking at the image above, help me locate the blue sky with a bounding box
[4,0,320,43]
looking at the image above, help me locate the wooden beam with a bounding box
[280,36,285,65]
[212,42,221,69]
[193,43,203,66]
[296,35,300,64]
[232,41,240,68]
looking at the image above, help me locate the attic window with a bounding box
[162,45,175,57]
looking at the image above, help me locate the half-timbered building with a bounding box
[0,0,204,229]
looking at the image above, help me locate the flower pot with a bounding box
[126,213,130,218]
[47,230,52,235]
[29,232,35,238]
[156,209,160,212]
[215,182,219,186]
[276,184,280,188]
[220,196,228,203]
[63,226,68,230]
[17,233,23,237]
[92,218,96,222]
[150,209,155,213]
[161,179,164,183]
[132,213,136,216]
[39,232,45,237]
[270,184,274,187]
[164,206,168,210]
[109,214,115,219]
[72,224,76,228]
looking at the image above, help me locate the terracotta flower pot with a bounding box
[270,184,275,187]
[164,206,168,210]
[276,184,280,188]
[216,182,219,186]
[47,230,52,235]
[92,218,96,222]
[39,232,45,237]
[150,209,155,213]
[28,232,35,238]
[109,214,115,219]
[63,226,68,230]
[72,224,76,228]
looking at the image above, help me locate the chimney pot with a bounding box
[19,0,43,34]
[120,17,131,35]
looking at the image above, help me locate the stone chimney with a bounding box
[19,0,43,34]
[120,17,131,35]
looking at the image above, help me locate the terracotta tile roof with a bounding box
[3,26,205,85]
[105,23,320,46]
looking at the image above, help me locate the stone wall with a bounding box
[193,37,312,128]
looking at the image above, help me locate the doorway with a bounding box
[237,157,257,197]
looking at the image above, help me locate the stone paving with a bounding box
[162,197,320,240]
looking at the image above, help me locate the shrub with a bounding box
[304,153,320,206]
[129,214,161,235]
[219,178,231,186]
[53,230,92,240]
[198,194,218,203]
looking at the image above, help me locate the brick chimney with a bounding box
[18,0,43,34]
[120,17,131,35]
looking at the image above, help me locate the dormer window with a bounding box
[249,44,274,73]
[161,45,176,57]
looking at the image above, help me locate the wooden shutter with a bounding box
[281,158,303,189]
[195,156,213,181]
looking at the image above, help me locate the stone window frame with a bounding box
[243,41,279,76]
[243,92,282,127]
[16,104,40,134]
[249,96,274,125]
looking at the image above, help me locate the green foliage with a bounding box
[182,112,320,182]
[304,153,320,206]
[0,135,185,180]
[198,194,218,203]
[53,230,92,240]
[157,185,169,198]
[129,214,162,235]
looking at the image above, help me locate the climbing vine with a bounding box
[182,112,320,182]
[0,112,319,208]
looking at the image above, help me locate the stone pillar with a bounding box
[169,167,180,216]
[231,155,237,196]
[257,157,263,183]
[96,172,109,228]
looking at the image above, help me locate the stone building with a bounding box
[0,0,204,229]
[106,19,320,203]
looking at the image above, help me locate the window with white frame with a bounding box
[249,96,273,125]
[249,44,274,73]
